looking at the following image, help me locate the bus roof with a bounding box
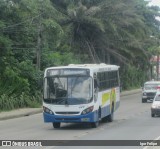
[44,63,120,77]
[45,63,120,71]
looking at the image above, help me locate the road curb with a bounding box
[0,108,43,121]
[0,89,141,121]
[120,89,141,97]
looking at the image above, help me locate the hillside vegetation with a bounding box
[0,0,160,110]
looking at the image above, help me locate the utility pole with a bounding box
[157,38,160,81]
[157,54,159,80]
[36,24,42,71]
[150,35,160,80]
[36,0,43,71]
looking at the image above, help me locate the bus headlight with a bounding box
[43,106,54,114]
[81,106,94,115]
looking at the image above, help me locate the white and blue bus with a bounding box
[43,63,120,128]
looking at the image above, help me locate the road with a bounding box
[0,93,160,149]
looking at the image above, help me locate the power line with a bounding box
[12,48,36,50]
[0,13,43,31]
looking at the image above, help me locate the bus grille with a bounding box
[55,112,79,115]
[55,118,79,121]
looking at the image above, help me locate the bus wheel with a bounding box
[142,98,146,103]
[102,116,108,122]
[91,121,99,128]
[91,109,100,128]
[107,105,114,122]
[53,122,60,128]
[151,113,155,117]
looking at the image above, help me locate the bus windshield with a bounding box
[144,84,158,90]
[43,76,93,105]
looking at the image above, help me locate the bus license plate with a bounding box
[81,118,90,122]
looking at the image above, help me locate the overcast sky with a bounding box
[149,0,160,7]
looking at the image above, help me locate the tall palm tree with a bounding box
[52,0,160,66]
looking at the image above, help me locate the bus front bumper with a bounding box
[43,111,98,123]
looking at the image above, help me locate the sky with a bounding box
[149,0,160,7]
[148,0,160,21]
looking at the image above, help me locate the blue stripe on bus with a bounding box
[43,101,120,123]
[43,110,99,123]
[101,105,110,118]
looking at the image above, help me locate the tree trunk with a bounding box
[36,24,42,70]
[106,52,111,64]
[86,41,96,63]
[157,55,159,80]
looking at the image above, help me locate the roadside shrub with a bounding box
[0,92,42,111]
[120,65,147,90]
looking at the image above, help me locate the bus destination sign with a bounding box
[47,69,89,76]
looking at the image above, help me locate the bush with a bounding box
[0,92,42,111]
[120,65,147,90]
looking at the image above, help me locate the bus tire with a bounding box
[53,122,60,128]
[151,113,155,117]
[91,109,100,128]
[107,105,114,122]
[91,121,99,128]
[142,98,146,103]
[98,107,101,121]
[102,116,108,122]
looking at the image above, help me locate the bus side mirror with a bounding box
[94,79,99,89]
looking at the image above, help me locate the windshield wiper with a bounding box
[43,98,55,103]
[55,98,68,105]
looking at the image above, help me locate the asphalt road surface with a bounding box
[0,93,160,149]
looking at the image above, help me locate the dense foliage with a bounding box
[0,0,160,110]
